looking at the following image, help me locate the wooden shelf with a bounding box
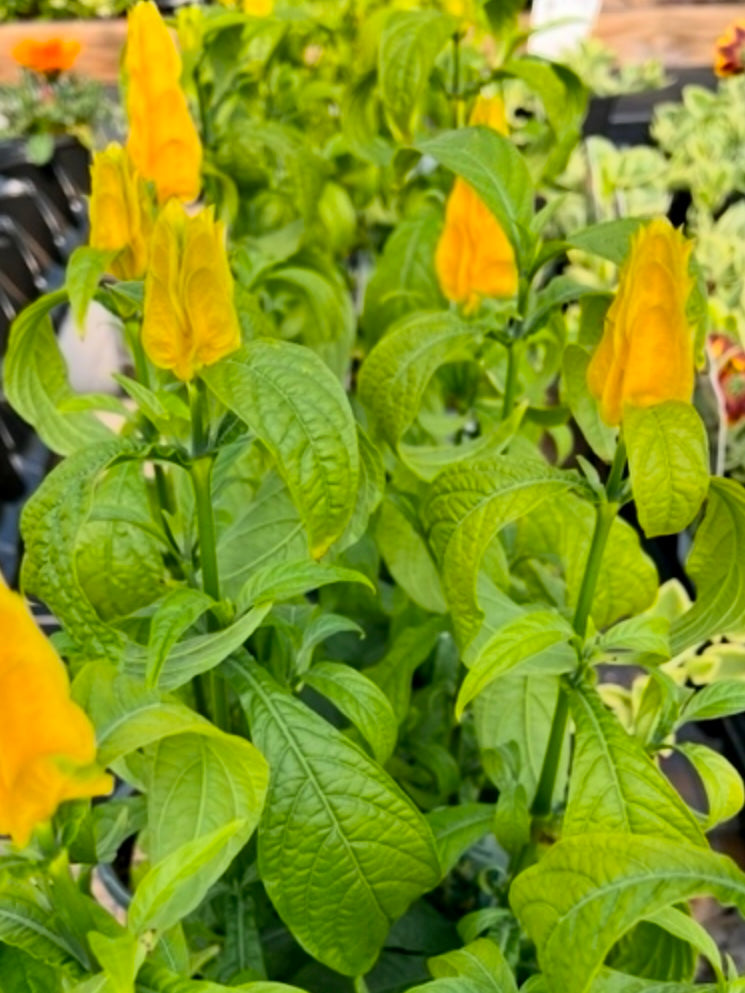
[0,3,742,83]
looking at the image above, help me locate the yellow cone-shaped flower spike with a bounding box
[435,95,518,308]
[587,218,695,427]
[89,143,152,281]
[125,1,202,204]
[142,200,241,381]
[0,581,112,848]
[244,0,273,14]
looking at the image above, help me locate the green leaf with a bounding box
[376,497,447,614]
[524,278,600,337]
[362,210,444,343]
[474,673,567,803]
[422,456,578,642]
[0,875,84,976]
[137,968,305,993]
[358,311,479,448]
[88,932,145,993]
[144,588,214,689]
[562,345,617,463]
[644,906,723,980]
[567,219,645,265]
[406,981,484,993]
[672,478,745,654]
[236,560,372,613]
[379,10,455,140]
[202,342,359,557]
[143,731,268,929]
[226,660,441,976]
[20,440,129,657]
[66,247,114,328]
[426,805,495,877]
[625,402,710,538]
[0,946,66,993]
[303,661,398,763]
[679,681,745,725]
[429,938,518,993]
[676,743,744,830]
[564,685,706,846]
[3,291,113,455]
[365,618,447,723]
[129,821,247,934]
[417,127,535,266]
[598,615,670,658]
[456,610,574,719]
[122,603,272,690]
[510,833,745,993]
[606,915,697,985]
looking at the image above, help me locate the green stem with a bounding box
[531,443,628,819]
[502,342,518,419]
[451,33,462,128]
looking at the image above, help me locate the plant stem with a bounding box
[531,443,628,818]
[451,33,462,128]
[502,342,518,419]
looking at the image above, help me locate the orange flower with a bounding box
[125,1,202,204]
[587,218,695,427]
[715,19,745,77]
[435,95,518,308]
[12,37,81,76]
[0,581,112,847]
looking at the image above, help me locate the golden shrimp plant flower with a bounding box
[125,1,202,204]
[244,0,274,14]
[0,581,112,848]
[142,200,242,382]
[435,96,518,309]
[89,143,153,281]
[587,218,695,427]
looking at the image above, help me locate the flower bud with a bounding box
[0,581,112,847]
[587,218,695,427]
[435,95,518,309]
[125,1,202,204]
[142,200,241,381]
[89,143,152,281]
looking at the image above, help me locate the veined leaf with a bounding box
[0,875,85,976]
[66,246,114,328]
[672,478,745,654]
[202,341,359,557]
[376,497,447,614]
[676,743,744,830]
[226,660,440,976]
[137,968,306,993]
[236,560,372,614]
[678,681,745,725]
[417,127,535,265]
[303,661,398,764]
[429,938,518,993]
[625,402,710,538]
[379,10,455,139]
[427,805,495,877]
[456,611,574,719]
[20,440,130,657]
[510,833,745,993]
[4,290,113,456]
[567,218,645,265]
[365,618,447,723]
[422,456,578,642]
[358,311,479,448]
[0,946,68,993]
[564,685,706,846]
[562,344,617,463]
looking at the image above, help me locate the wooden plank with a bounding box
[0,19,126,83]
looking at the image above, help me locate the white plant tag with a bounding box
[527,0,602,60]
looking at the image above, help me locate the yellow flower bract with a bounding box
[587,218,695,427]
[0,582,112,848]
[125,1,202,204]
[89,143,152,281]
[142,200,242,382]
[435,95,518,308]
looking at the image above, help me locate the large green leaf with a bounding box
[358,311,479,449]
[564,685,706,846]
[376,497,447,614]
[417,127,535,266]
[625,402,710,538]
[379,9,455,139]
[426,805,495,877]
[202,341,359,557]
[362,210,444,343]
[20,440,129,657]
[672,478,745,654]
[422,456,578,642]
[226,660,441,976]
[0,875,84,977]
[510,833,745,993]
[3,290,113,455]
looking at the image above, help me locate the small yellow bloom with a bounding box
[125,1,202,204]
[89,143,153,281]
[244,0,273,14]
[715,19,745,77]
[587,218,695,427]
[443,0,476,24]
[142,200,241,381]
[0,581,112,848]
[435,95,518,308]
